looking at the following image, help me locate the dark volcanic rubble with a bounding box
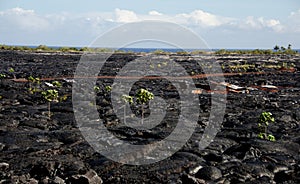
[0,50,299,183]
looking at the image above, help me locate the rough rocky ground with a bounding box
[0,50,300,183]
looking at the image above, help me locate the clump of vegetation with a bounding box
[0,44,115,53]
[105,86,112,92]
[280,62,296,70]
[8,68,14,73]
[190,50,209,55]
[176,51,189,55]
[40,87,67,118]
[215,49,274,55]
[28,76,41,94]
[8,68,16,79]
[136,89,154,124]
[273,45,280,52]
[79,47,113,53]
[215,44,298,55]
[52,81,62,88]
[94,86,100,93]
[34,79,66,118]
[36,45,55,52]
[273,44,298,55]
[0,44,33,51]
[0,74,6,79]
[257,112,276,141]
[58,47,79,52]
[121,95,133,104]
[153,50,169,55]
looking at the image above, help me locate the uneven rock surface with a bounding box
[0,50,300,183]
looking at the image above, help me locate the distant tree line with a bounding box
[0,44,298,55]
[215,44,298,55]
[0,44,115,53]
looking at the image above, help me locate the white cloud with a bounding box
[0,7,299,47]
[264,19,280,27]
[287,9,300,32]
[149,11,163,16]
[1,7,287,33]
[4,7,35,15]
[0,7,49,31]
[289,9,300,18]
[263,18,284,32]
[244,16,260,29]
[238,16,284,32]
[115,8,139,23]
[175,10,233,27]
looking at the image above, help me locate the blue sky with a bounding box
[1,0,300,48]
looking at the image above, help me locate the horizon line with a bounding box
[1,44,299,50]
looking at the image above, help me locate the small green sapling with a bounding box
[8,68,15,79]
[41,89,59,118]
[257,111,275,141]
[136,89,154,124]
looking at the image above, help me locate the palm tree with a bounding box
[274,45,280,52]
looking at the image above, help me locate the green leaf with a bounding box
[94,86,100,92]
[0,74,6,78]
[121,95,133,104]
[8,68,14,73]
[105,86,112,92]
[258,133,266,139]
[136,89,154,104]
[41,89,59,102]
[268,134,276,141]
[259,111,275,125]
[59,95,68,102]
[52,81,62,88]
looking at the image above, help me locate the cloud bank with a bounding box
[0,7,299,48]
